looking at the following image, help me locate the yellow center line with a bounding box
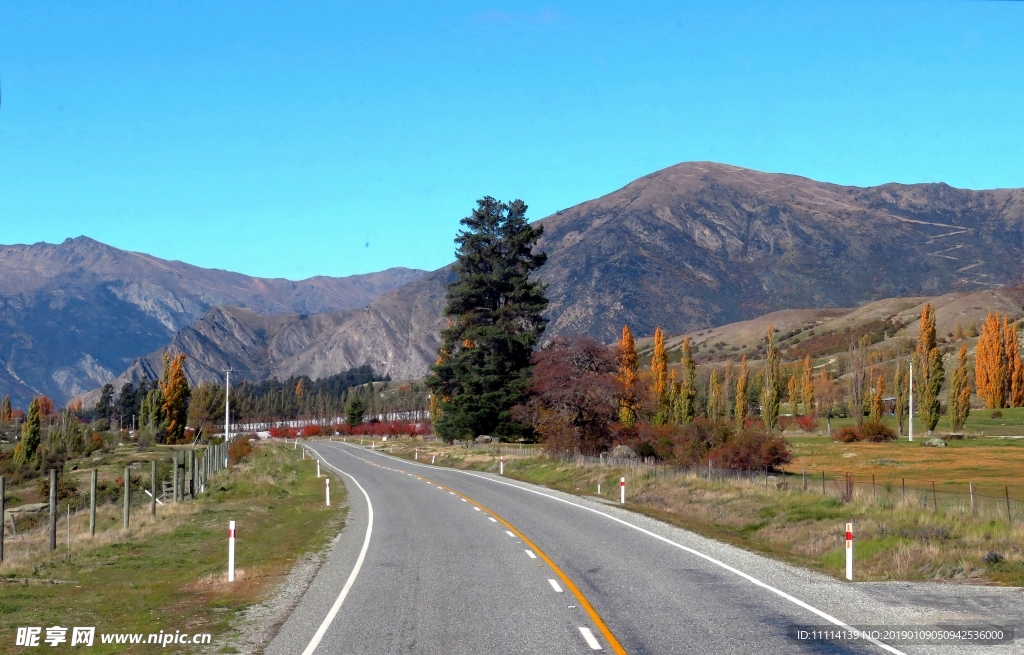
[415,474,628,655]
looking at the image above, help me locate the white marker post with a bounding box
[500,457,504,475]
[317,459,321,478]
[415,448,418,460]
[372,441,375,451]
[228,521,236,582]
[431,455,435,464]
[845,522,854,580]
[620,477,626,504]
[326,478,331,507]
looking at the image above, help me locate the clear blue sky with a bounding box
[1,1,1021,280]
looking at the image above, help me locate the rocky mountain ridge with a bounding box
[0,236,425,406]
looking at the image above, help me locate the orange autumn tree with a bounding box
[1004,316,1024,407]
[615,325,639,426]
[976,312,1008,408]
[160,353,191,443]
[36,395,55,417]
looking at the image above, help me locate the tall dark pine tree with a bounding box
[427,197,548,442]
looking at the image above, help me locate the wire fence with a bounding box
[1,442,233,567]
[550,452,1024,524]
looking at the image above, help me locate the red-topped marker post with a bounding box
[845,522,854,580]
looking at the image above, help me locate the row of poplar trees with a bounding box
[615,323,816,432]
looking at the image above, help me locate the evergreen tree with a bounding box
[760,325,780,431]
[949,343,971,432]
[14,398,42,467]
[615,325,639,426]
[734,355,749,428]
[95,383,114,419]
[346,396,365,426]
[0,395,11,422]
[426,198,548,442]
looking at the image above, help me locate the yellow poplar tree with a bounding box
[975,312,1006,409]
[616,325,639,426]
[800,355,815,416]
[161,353,191,444]
[787,373,799,416]
[870,374,884,422]
[734,355,748,428]
[651,327,669,423]
[707,369,722,422]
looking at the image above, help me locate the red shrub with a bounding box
[706,429,791,471]
[301,424,323,437]
[795,415,819,433]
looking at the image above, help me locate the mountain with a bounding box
[95,161,1024,392]
[0,236,425,406]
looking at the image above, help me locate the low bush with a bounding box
[796,415,819,433]
[705,429,791,471]
[992,410,1003,419]
[834,421,896,443]
[228,435,254,464]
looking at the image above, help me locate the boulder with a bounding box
[474,435,493,444]
[610,444,637,459]
[923,438,947,447]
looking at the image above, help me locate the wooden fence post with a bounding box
[970,482,977,517]
[49,468,57,551]
[151,461,157,516]
[90,469,97,537]
[932,481,938,514]
[0,476,5,563]
[123,466,131,530]
[1007,487,1012,523]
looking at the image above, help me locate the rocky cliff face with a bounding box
[0,236,425,406]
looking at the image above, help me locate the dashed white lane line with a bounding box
[505,530,516,538]
[461,498,468,502]
[473,506,482,511]
[449,492,456,495]
[548,579,563,593]
[525,549,537,559]
[579,627,602,650]
[488,517,498,522]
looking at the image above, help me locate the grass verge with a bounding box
[1,443,344,654]
[363,438,1024,587]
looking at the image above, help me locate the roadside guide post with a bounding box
[620,477,626,504]
[326,478,331,507]
[500,457,504,475]
[228,521,236,582]
[846,522,854,580]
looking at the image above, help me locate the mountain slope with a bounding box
[95,161,1024,389]
[0,236,425,405]
[281,162,1024,380]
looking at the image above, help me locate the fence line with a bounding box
[546,452,1024,523]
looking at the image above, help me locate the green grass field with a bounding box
[1,444,343,654]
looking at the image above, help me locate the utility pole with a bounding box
[908,360,914,442]
[224,369,232,444]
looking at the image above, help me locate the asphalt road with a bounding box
[265,442,1024,655]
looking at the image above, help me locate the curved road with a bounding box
[265,442,1022,655]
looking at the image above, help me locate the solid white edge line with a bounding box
[342,443,906,655]
[548,578,564,593]
[579,627,603,650]
[301,446,374,655]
